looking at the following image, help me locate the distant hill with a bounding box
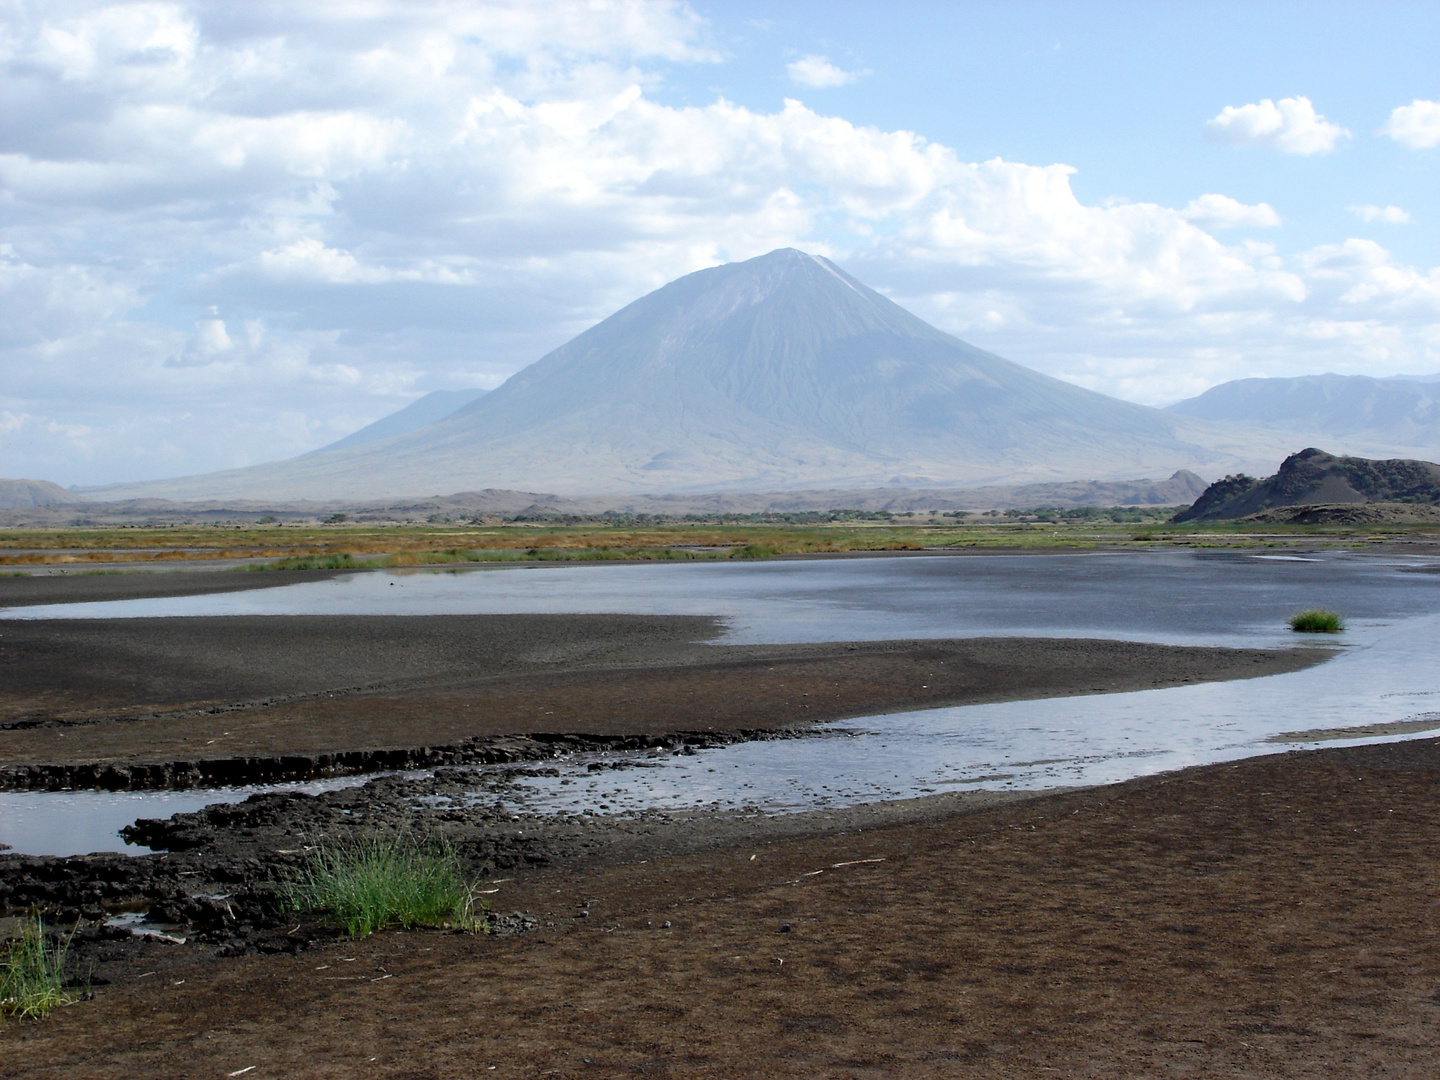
[1166,374,1440,452]
[81,248,1290,502]
[0,478,80,509]
[313,389,487,453]
[1173,448,1440,522]
[1,472,1209,527]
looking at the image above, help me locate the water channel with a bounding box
[4,550,1440,856]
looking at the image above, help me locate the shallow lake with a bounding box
[8,548,1440,646]
[4,550,1440,856]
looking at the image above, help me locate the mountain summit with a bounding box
[86,249,1276,501]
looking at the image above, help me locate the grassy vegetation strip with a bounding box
[250,546,728,571]
[283,835,482,938]
[4,516,1437,565]
[0,914,83,1020]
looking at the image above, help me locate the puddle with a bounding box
[0,775,379,858]
[104,910,188,944]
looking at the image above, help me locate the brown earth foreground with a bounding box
[4,738,1440,1078]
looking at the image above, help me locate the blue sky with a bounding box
[2,0,1438,486]
[679,1,1438,263]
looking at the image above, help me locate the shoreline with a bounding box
[0,622,1329,788]
[1,564,1336,794]
[7,536,1440,597]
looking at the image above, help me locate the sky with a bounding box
[2,0,1438,487]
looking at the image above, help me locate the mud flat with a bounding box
[0,565,1327,789]
[4,738,1440,1077]
[0,566,1335,923]
[0,567,351,607]
[0,623,1322,789]
[9,567,1427,1075]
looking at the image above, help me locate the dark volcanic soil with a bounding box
[0,567,1329,789]
[0,568,350,608]
[6,738,1440,1078]
[0,622,1325,787]
[1,569,1431,1075]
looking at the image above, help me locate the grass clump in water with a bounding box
[1288,608,1344,633]
[283,835,482,938]
[1,914,83,1020]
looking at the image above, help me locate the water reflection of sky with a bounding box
[501,608,1440,816]
[4,551,1440,856]
[0,776,372,860]
[6,549,1440,650]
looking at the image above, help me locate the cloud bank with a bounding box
[0,2,1436,485]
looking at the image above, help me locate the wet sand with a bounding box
[6,738,1440,1077]
[0,568,350,608]
[1,565,1331,787]
[0,614,1325,783]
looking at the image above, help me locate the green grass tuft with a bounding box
[283,835,482,938]
[1,914,83,1020]
[729,543,780,559]
[250,552,369,571]
[1288,608,1344,633]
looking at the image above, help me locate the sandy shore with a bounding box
[5,737,1440,1077]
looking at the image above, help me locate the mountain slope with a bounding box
[314,389,487,454]
[1166,374,1440,450]
[84,249,1288,502]
[0,478,80,509]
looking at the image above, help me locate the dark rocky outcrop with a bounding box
[1173,448,1440,522]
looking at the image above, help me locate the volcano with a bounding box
[86,249,1279,501]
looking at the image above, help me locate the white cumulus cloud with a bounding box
[1381,99,1440,150]
[786,54,866,89]
[1204,96,1349,155]
[1350,204,1412,224]
[1180,194,1281,229]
